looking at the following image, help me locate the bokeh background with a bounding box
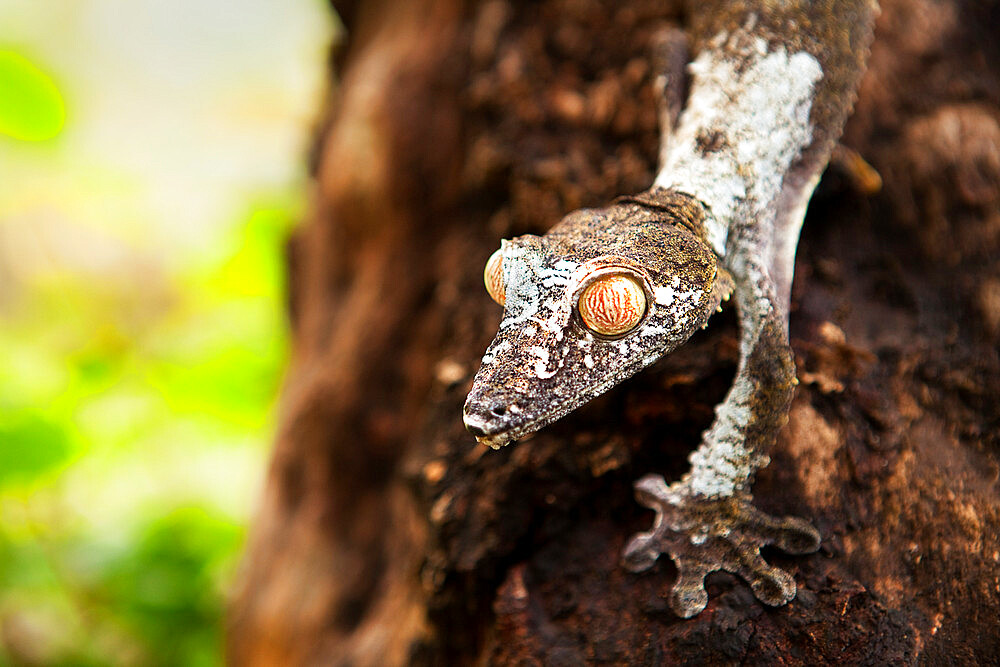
[0,1,334,663]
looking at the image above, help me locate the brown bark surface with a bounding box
[227,0,1000,663]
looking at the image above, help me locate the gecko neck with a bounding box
[614,189,711,244]
[653,31,822,262]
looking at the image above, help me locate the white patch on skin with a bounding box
[528,346,548,363]
[535,365,558,379]
[654,36,822,258]
[684,305,772,498]
[530,314,563,336]
[687,396,753,498]
[529,345,559,379]
[653,286,675,307]
[653,283,700,313]
[499,240,541,325]
[542,259,578,287]
[481,339,511,366]
[499,244,580,372]
[651,276,703,327]
[584,354,594,369]
[501,243,577,325]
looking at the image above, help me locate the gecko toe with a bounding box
[743,556,797,607]
[622,532,659,572]
[632,473,672,509]
[770,516,821,554]
[670,561,710,618]
[745,508,822,554]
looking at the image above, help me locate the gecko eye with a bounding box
[484,248,505,306]
[578,273,647,336]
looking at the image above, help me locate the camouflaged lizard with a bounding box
[464,0,878,617]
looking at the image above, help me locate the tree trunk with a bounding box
[227,0,1000,663]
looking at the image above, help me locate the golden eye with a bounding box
[484,248,505,306]
[578,274,646,336]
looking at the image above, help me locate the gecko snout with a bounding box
[463,399,508,435]
[462,392,524,448]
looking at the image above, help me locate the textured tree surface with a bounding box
[227,0,1000,663]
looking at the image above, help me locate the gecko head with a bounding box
[464,205,719,449]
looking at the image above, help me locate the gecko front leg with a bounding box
[622,264,820,617]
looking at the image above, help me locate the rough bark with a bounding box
[227,0,1000,663]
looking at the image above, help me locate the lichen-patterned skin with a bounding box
[465,191,721,448]
[465,0,878,617]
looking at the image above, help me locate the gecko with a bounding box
[463,0,878,618]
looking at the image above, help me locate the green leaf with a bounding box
[0,50,66,142]
[0,411,74,487]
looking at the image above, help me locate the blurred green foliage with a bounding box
[0,0,331,657]
[0,197,297,664]
[0,414,73,488]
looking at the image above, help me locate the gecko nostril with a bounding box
[489,404,508,418]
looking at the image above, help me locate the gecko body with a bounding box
[464,0,877,617]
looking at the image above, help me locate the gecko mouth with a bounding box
[463,416,545,450]
[462,392,586,450]
[462,398,558,450]
[473,432,516,449]
[461,409,523,449]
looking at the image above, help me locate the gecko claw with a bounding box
[623,473,819,617]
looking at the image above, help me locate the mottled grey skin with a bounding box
[465,0,878,617]
[465,192,721,448]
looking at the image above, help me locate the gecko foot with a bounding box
[622,474,820,618]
